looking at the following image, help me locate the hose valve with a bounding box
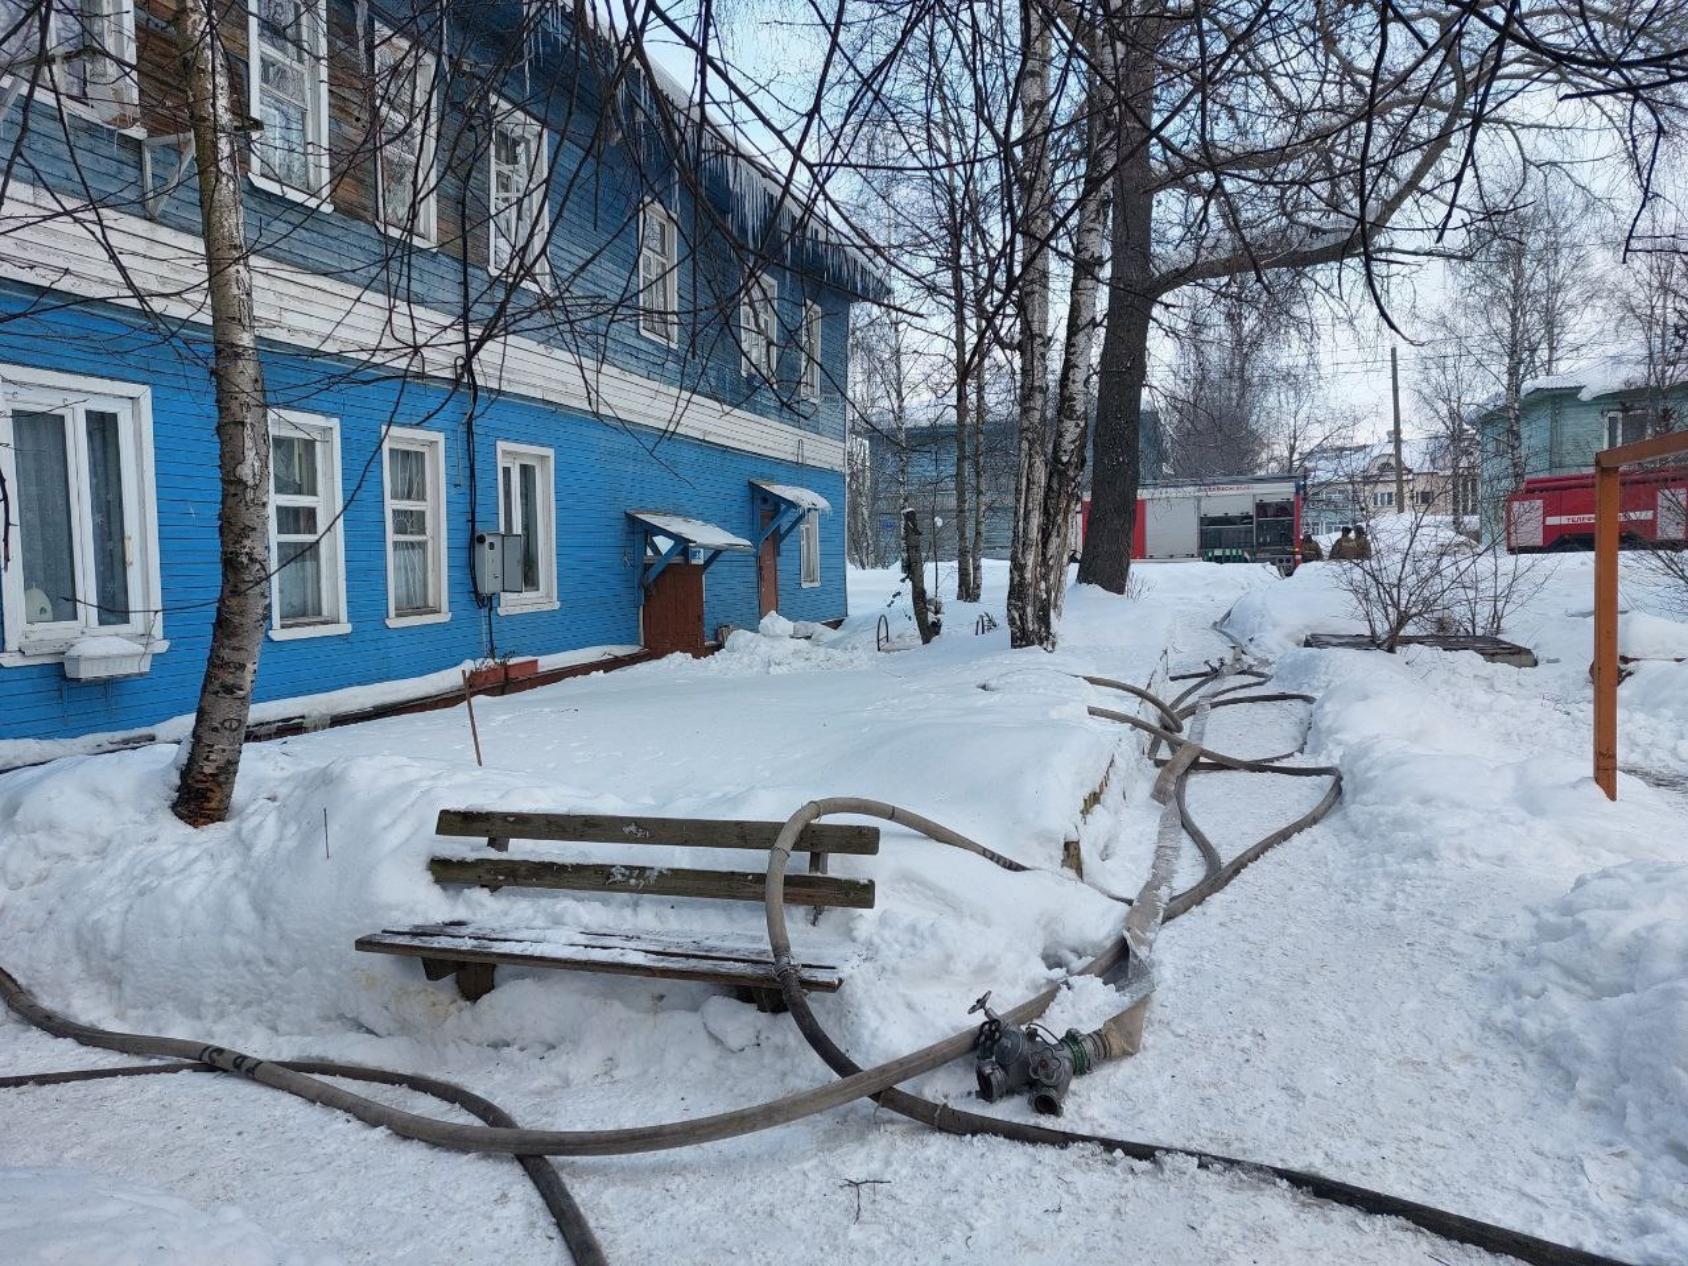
[969,993,1104,1117]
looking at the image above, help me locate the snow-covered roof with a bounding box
[1303,436,1464,481]
[752,482,831,513]
[626,511,752,552]
[1516,351,1656,403]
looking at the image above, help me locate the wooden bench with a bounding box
[356,809,879,1004]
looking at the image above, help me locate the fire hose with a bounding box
[0,659,1640,1266]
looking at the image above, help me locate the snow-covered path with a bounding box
[0,558,1683,1264]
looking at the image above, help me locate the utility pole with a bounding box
[1390,345,1406,514]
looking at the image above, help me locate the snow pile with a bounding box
[1220,564,1357,656]
[716,619,868,672]
[1500,861,1688,1213]
[0,1167,338,1265]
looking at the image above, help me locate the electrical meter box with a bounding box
[473,531,525,597]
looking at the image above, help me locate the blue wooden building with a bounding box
[0,0,879,745]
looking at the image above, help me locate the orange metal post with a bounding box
[1592,462,1620,799]
[1589,429,1688,801]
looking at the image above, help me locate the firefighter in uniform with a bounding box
[1299,532,1324,563]
[1328,527,1356,560]
[1352,525,1373,560]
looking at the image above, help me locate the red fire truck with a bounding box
[1080,474,1304,570]
[1505,465,1688,552]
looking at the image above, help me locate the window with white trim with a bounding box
[740,272,777,383]
[488,105,549,279]
[496,442,556,609]
[638,200,678,344]
[0,368,162,659]
[249,0,329,197]
[268,411,347,635]
[1,0,139,123]
[799,509,820,587]
[374,26,437,242]
[800,299,822,401]
[383,428,447,623]
[1371,489,1395,509]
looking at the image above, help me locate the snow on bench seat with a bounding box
[356,921,847,993]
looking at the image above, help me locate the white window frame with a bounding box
[3,0,140,126]
[740,271,778,384]
[637,199,678,346]
[487,100,550,282]
[267,409,349,640]
[0,365,165,665]
[799,509,820,587]
[247,0,331,205]
[373,25,438,245]
[1371,489,1395,509]
[382,426,449,627]
[799,299,822,401]
[495,441,557,612]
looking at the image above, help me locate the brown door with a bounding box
[643,562,707,656]
[757,510,779,617]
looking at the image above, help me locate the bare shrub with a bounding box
[1447,547,1553,637]
[1635,548,1688,616]
[1332,510,1481,651]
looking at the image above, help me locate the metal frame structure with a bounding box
[1592,429,1688,799]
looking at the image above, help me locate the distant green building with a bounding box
[1474,355,1687,539]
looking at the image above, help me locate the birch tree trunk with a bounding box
[171,0,274,827]
[1005,9,1053,648]
[1033,89,1113,640]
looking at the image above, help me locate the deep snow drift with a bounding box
[0,555,1683,1264]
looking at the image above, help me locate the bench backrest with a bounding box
[429,809,878,911]
[435,809,880,855]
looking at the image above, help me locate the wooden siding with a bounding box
[0,281,848,743]
[17,0,851,451]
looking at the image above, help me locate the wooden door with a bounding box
[757,510,779,617]
[643,562,707,656]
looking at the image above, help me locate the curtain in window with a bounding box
[14,411,79,624]
[389,446,426,500]
[273,434,318,496]
[85,409,130,625]
[389,446,432,614]
[277,541,324,621]
[519,461,539,590]
[392,537,429,613]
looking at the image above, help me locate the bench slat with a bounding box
[435,810,880,855]
[355,922,845,992]
[428,856,875,909]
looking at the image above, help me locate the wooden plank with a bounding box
[434,809,880,855]
[355,924,845,991]
[426,856,876,909]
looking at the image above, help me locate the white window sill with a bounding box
[498,598,559,615]
[269,622,352,642]
[377,218,438,250]
[249,171,335,214]
[1,639,171,668]
[637,323,678,349]
[386,611,452,628]
[801,580,821,590]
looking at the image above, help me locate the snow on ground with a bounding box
[0,1165,338,1265]
[0,554,1684,1263]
